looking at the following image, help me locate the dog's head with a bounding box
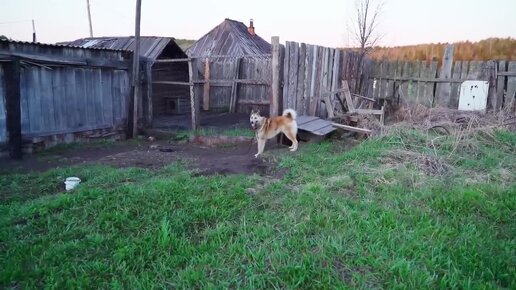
[250,109,262,131]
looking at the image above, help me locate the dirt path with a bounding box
[0,137,285,177]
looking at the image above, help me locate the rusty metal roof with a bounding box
[63,36,186,60]
[187,19,271,57]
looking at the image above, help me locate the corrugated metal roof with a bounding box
[64,36,186,60]
[0,39,124,52]
[187,19,272,57]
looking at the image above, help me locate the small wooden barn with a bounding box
[65,36,190,123]
[187,19,273,113]
[0,39,132,157]
[187,18,271,57]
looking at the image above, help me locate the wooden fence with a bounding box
[362,46,516,111]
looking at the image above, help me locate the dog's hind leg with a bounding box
[284,131,298,152]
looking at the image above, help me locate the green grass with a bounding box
[0,129,514,289]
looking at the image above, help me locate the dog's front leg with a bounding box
[254,138,266,158]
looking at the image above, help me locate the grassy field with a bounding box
[1,129,515,289]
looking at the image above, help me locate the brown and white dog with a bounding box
[250,109,298,158]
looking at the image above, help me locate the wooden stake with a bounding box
[188,59,199,132]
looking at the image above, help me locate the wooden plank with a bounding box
[435,44,454,107]
[296,115,319,126]
[154,58,191,63]
[271,36,281,117]
[296,43,306,113]
[229,58,241,113]
[202,58,210,110]
[506,61,516,110]
[449,61,463,109]
[495,61,506,111]
[27,68,42,132]
[74,68,87,128]
[308,45,318,115]
[317,47,329,117]
[486,61,497,111]
[288,42,299,109]
[301,118,333,131]
[188,59,198,132]
[303,44,313,115]
[101,69,114,126]
[39,67,57,132]
[332,123,372,134]
[327,48,340,118]
[5,61,22,159]
[355,109,384,115]
[282,41,291,112]
[342,80,355,113]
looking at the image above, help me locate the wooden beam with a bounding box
[271,36,281,117]
[229,57,242,113]
[5,60,22,159]
[332,123,372,134]
[0,52,131,69]
[188,59,199,132]
[154,58,191,63]
[152,81,192,86]
[354,109,384,115]
[202,58,210,110]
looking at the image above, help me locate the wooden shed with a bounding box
[0,39,132,157]
[187,19,273,114]
[65,36,190,124]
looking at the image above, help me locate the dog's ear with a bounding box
[250,109,255,114]
[256,109,260,115]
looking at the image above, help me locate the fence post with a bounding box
[5,60,22,160]
[188,59,199,132]
[435,44,454,107]
[203,58,210,111]
[271,36,280,117]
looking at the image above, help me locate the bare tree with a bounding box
[348,0,384,93]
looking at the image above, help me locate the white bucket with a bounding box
[64,177,81,191]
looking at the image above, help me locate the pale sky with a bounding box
[1,0,515,47]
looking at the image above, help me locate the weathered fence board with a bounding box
[0,65,6,143]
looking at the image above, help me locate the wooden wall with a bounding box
[0,65,6,143]
[191,56,272,113]
[0,63,130,145]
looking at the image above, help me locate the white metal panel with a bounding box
[458,81,489,111]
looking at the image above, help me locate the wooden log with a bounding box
[154,58,191,63]
[202,58,210,110]
[332,123,372,134]
[5,60,22,159]
[435,44,454,107]
[270,36,281,117]
[188,59,199,132]
[229,57,242,112]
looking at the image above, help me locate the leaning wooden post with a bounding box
[202,58,210,111]
[271,36,281,117]
[188,58,199,133]
[5,60,22,160]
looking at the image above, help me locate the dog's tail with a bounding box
[282,109,297,120]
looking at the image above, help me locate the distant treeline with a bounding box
[367,38,516,61]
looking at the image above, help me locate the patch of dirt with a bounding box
[0,137,288,177]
